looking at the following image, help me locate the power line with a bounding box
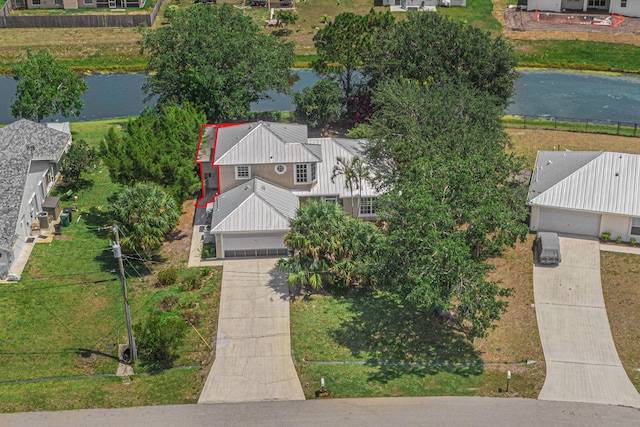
[0,278,118,294]
[8,270,115,283]
[117,228,154,275]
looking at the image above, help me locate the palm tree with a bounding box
[331,156,369,217]
[279,200,379,291]
[110,182,180,258]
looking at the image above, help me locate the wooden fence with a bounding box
[0,0,163,28]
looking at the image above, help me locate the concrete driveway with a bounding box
[198,258,305,403]
[533,237,640,407]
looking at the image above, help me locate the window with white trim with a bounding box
[359,197,377,216]
[275,164,287,174]
[235,165,250,180]
[621,0,627,6]
[588,0,606,6]
[631,218,640,236]
[324,196,343,207]
[295,163,317,184]
[32,0,41,4]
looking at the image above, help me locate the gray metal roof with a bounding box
[294,138,379,198]
[529,151,640,217]
[0,120,71,250]
[210,177,299,233]
[528,150,601,201]
[214,122,320,165]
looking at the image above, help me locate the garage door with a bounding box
[538,208,601,237]
[222,233,289,259]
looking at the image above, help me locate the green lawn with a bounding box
[290,291,486,398]
[437,1,502,34]
[515,40,640,73]
[0,119,221,413]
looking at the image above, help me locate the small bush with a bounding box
[157,268,178,287]
[201,266,211,276]
[600,232,611,242]
[179,269,202,292]
[134,312,187,370]
[631,237,637,246]
[201,242,216,259]
[616,236,623,244]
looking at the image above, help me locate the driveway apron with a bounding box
[198,258,305,403]
[534,237,640,407]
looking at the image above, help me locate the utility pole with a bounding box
[113,225,137,363]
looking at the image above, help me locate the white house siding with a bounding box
[535,207,602,236]
[600,214,632,241]
[610,0,640,17]
[528,0,562,12]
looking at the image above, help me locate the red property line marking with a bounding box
[195,122,241,209]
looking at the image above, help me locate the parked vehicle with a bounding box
[535,232,562,265]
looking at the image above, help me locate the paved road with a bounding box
[198,258,304,403]
[2,397,639,427]
[533,237,640,407]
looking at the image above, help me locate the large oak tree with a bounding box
[11,49,87,123]
[364,79,529,339]
[140,4,294,122]
[312,9,394,102]
[366,13,519,107]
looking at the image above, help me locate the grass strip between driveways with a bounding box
[290,236,545,399]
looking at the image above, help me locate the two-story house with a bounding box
[0,120,71,279]
[195,121,379,259]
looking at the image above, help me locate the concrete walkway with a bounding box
[198,258,305,403]
[533,237,640,408]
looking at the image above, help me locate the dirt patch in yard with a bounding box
[159,199,196,267]
[474,234,546,398]
[506,128,640,169]
[601,251,640,392]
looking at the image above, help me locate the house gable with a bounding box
[214,122,320,166]
[529,151,640,217]
[210,177,299,233]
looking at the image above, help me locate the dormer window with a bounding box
[235,165,251,180]
[295,163,316,184]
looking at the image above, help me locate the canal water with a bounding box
[0,70,639,124]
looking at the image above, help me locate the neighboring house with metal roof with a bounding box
[0,119,72,279]
[195,121,379,259]
[528,151,640,240]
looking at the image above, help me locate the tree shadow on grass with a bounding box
[331,290,483,384]
[53,178,95,195]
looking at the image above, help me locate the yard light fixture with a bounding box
[506,370,511,393]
